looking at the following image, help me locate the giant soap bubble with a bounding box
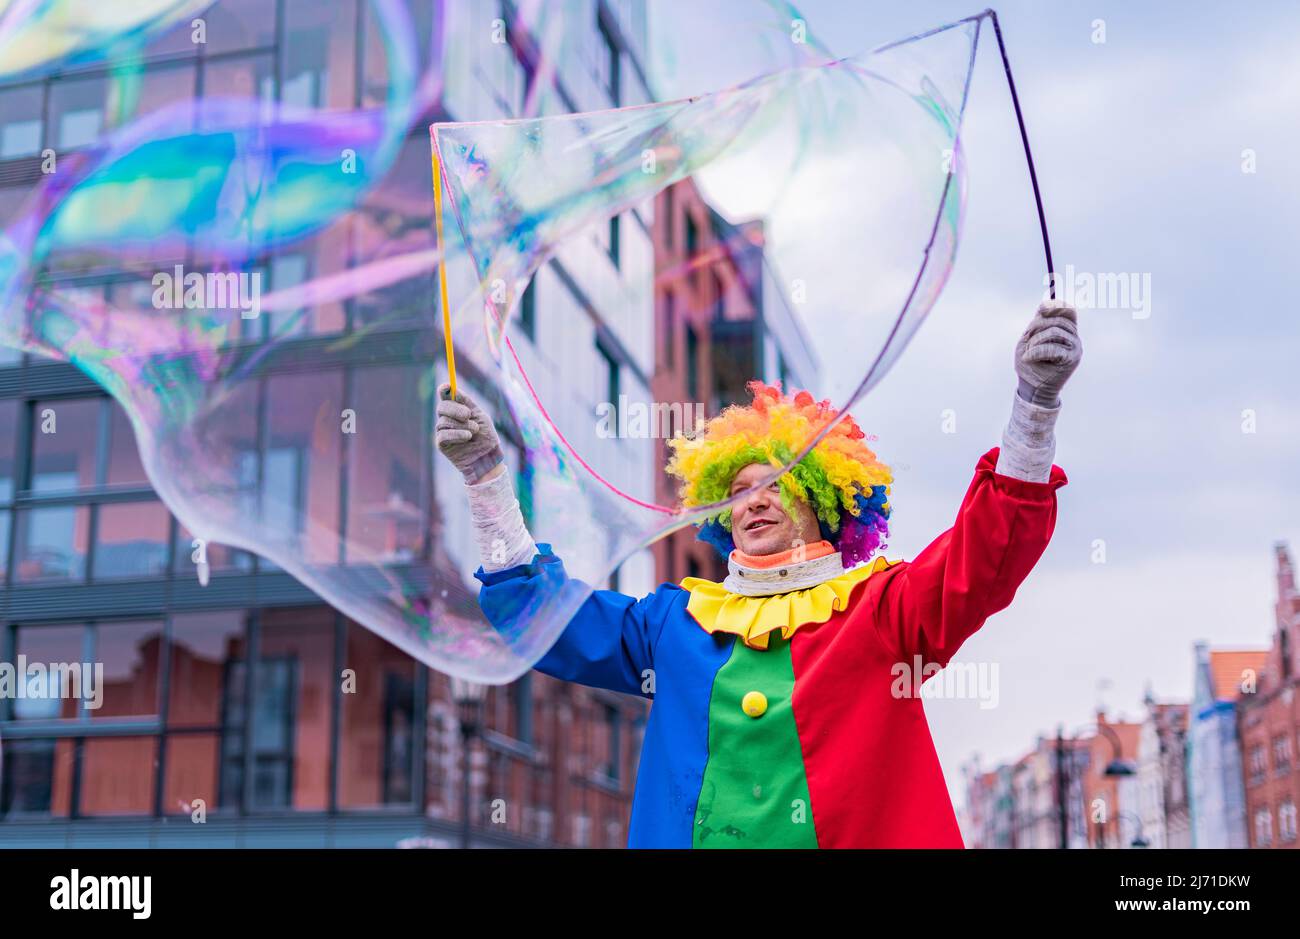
[0,4,989,681]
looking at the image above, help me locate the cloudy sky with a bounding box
[648,0,1300,802]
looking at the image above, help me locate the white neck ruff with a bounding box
[722,550,847,597]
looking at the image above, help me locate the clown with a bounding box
[436,300,1080,848]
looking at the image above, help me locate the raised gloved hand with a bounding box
[435,383,505,483]
[1014,299,1082,408]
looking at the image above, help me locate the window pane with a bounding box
[106,276,154,311]
[11,623,85,720]
[267,254,309,337]
[0,739,75,817]
[252,607,334,810]
[0,121,39,159]
[218,661,247,809]
[273,228,349,335]
[113,61,197,130]
[686,324,699,400]
[173,522,254,577]
[596,19,620,105]
[92,501,169,579]
[168,611,247,728]
[163,734,222,815]
[0,400,15,501]
[338,620,416,808]
[0,82,43,158]
[79,737,157,816]
[283,0,356,109]
[265,370,344,565]
[347,249,430,331]
[662,289,675,366]
[509,673,533,744]
[351,139,436,332]
[257,248,349,338]
[185,376,259,523]
[361,0,434,107]
[218,261,269,343]
[48,76,106,150]
[345,365,427,564]
[202,51,275,105]
[104,403,148,486]
[93,620,163,719]
[0,509,8,582]
[77,280,147,352]
[517,278,537,339]
[203,0,276,54]
[360,2,391,108]
[14,506,90,582]
[0,184,31,234]
[30,398,100,492]
[142,15,201,57]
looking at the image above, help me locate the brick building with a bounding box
[1238,543,1300,848]
[649,178,816,586]
[1078,712,1141,848]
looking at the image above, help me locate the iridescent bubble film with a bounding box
[0,2,982,681]
[0,0,217,79]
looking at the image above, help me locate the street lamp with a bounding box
[450,676,488,849]
[1119,811,1150,848]
[1094,722,1138,779]
[1056,722,1136,849]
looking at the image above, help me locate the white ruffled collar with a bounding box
[722,549,847,597]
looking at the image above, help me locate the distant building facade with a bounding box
[1188,643,1268,848]
[960,548,1300,851]
[965,717,1170,849]
[1237,543,1300,849]
[1143,697,1190,849]
[1009,738,1069,849]
[961,759,1016,848]
[1081,712,1141,849]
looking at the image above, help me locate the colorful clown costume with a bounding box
[476,447,1067,848]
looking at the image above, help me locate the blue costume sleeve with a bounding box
[474,543,681,696]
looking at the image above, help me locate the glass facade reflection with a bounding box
[0,0,662,848]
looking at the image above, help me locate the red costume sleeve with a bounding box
[864,446,1067,667]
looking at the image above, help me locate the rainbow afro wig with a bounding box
[665,381,892,568]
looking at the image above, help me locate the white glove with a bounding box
[435,383,505,483]
[996,301,1081,483]
[1015,300,1082,407]
[434,383,536,570]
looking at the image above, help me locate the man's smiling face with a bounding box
[728,462,824,557]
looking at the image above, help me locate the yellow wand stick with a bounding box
[431,144,458,399]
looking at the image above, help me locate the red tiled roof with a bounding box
[1209,650,1269,701]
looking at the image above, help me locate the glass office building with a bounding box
[0,0,660,848]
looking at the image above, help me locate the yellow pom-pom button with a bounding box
[742,691,768,718]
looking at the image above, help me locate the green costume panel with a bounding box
[693,634,818,848]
